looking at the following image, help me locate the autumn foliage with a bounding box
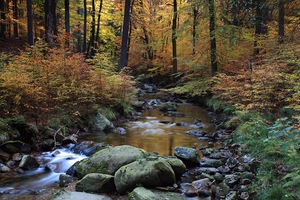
[0,40,135,124]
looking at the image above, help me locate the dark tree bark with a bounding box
[192,5,198,55]
[209,0,217,76]
[172,0,178,80]
[95,0,103,46]
[0,0,6,39]
[119,0,131,70]
[253,0,268,55]
[83,0,87,52]
[45,0,58,45]
[26,0,34,45]
[127,0,134,63]
[13,0,18,37]
[278,0,284,43]
[65,0,70,34]
[87,0,96,57]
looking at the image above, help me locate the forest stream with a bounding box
[0,91,219,199]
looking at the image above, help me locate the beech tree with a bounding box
[0,0,6,39]
[119,0,131,70]
[278,0,284,43]
[209,0,217,76]
[45,0,58,45]
[26,0,34,45]
[13,0,18,37]
[65,0,70,34]
[172,0,178,79]
[83,0,87,52]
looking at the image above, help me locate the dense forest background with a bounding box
[0,0,300,199]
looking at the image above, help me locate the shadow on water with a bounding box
[83,103,217,156]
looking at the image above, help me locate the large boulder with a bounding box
[75,173,115,193]
[76,145,149,178]
[129,187,185,200]
[93,113,114,132]
[114,158,176,194]
[174,146,201,165]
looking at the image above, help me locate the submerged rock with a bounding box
[112,127,126,135]
[186,130,206,137]
[158,103,177,112]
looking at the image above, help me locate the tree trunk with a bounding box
[65,0,70,34]
[278,0,284,43]
[95,0,103,46]
[26,0,34,45]
[13,0,18,37]
[0,0,6,39]
[192,5,198,55]
[87,0,96,57]
[172,0,178,80]
[83,0,87,53]
[209,0,217,76]
[45,0,57,46]
[253,0,268,55]
[119,0,131,70]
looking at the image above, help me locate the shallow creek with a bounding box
[0,97,217,197]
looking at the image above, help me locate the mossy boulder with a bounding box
[75,173,115,193]
[161,156,186,178]
[114,158,176,194]
[174,146,201,165]
[129,187,185,200]
[76,145,149,178]
[93,112,114,132]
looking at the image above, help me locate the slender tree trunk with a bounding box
[140,0,153,60]
[45,0,57,46]
[209,0,217,76]
[253,0,268,55]
[13,0,18,37]
[83,0,87,53]
[95,0,103,46]
[65,0,70,34]
[26,0,34,45]
[119,0,131,70]
[87,0,96,57]
[0,0,6,39]
[172,0,178,80]
[278,0,284,43]
[192,6,198,55]
[6,0,10,37]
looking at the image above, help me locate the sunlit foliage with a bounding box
[0,39,135,124]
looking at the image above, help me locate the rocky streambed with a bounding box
[0,85,258,199]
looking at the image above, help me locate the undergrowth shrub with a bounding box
[0,40,136,125]
[233,111,300,199]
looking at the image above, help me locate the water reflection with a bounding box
[84,103,216,156]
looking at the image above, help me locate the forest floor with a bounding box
[0,38,27,55]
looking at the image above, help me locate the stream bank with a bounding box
[0,84,258,199]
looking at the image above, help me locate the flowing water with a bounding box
[83,103,216,156]
[0,96,216,197]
